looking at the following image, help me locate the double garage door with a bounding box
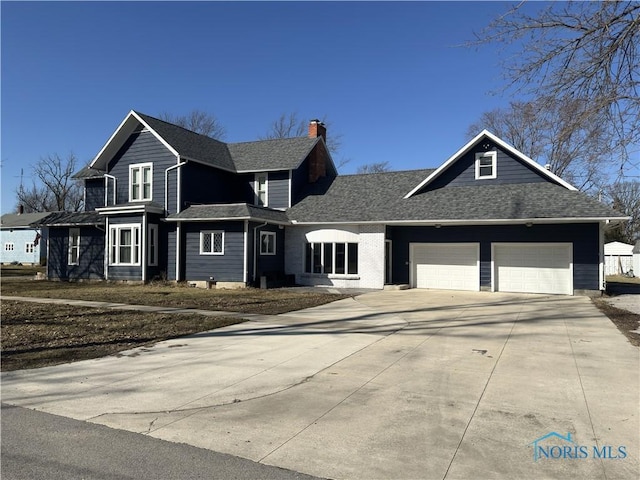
[411,243,573,295]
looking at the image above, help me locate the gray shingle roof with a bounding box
[72,166,106,179]
[167,203,289,224]
[37,211,105,227]
[135,112,236,172]
[1,212,55,229]
[287,170,621,223]
[228,137,318,172]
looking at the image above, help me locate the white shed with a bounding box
[604,241,634,276]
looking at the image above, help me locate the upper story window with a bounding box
[475,151,497,180]
[130,163,152,202]
[254,173,268,206]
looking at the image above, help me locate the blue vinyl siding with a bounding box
[47,226,104,280]
[166,223,177,281]
[427,144,553,190]
[253,223,285,281]
[181,162,247,208]
[107,130,176,205]
[84,178,104,211]
[267,171,290,209]
[106,214,143,281]
[183,221,245,282]
[387,223,600,291]
[167,168,179,214]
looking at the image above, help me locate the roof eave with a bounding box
[290,216,629,226]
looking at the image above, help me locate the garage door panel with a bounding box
[494,243,572,295]
[412,243,479,291]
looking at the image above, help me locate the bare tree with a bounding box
[468,96,614,192]
[261,112,307,139]
[474,1,640,168]
[356,162,391,174]
[604,181,640,243]
[159,110,226,139]
[16,153,84,213]
[262,112,349,169]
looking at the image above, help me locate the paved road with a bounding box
[1,403,319,480]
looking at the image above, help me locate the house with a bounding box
[0,211,51,265]
[40,110,628,295]
[604,241,634,276]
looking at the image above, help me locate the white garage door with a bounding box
[493,243,572,295]
[411,243,479,291]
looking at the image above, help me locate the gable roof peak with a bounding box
[403,130,577,199]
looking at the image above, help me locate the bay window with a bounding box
[109,224,141,265]
[304,242,358,275]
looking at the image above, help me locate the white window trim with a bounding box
[129,163,153,202]
[109,223,141,266]
[25,242,35,254]
[254,173,268,207]
[68,228,80,265]
[200,230,225,255]
[260,231,276,256]
[148,224,158,266]
[4,242,14,251]
[475,151,497,180]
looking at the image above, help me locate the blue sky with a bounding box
[3,1,544,214]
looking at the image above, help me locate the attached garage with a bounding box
[410,243,479,291]
[493,243,573,295]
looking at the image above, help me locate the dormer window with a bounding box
[475,151,497,180]
[255,173,268,206]
[130,163,152,201]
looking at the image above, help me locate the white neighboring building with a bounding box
[604,241,634,276]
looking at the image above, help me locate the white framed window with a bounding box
[148,224,158,266]
[254,173,268,206]
[4,242,14,251]
[25,242,35,254]
[68,228,80,265]
[200,230,224,255]
[304,242,358,275]
[129,163,153,201]
[475,151,497,179]
[109,224,141,265]
[260,231,276,255]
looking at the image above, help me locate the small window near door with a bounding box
[148,224,158,266]
[475,151,497,179]
[68,228,80,265]
[260,231,276,255]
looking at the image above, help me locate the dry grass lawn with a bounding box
[1,278,350,315]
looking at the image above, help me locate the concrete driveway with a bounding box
[2,290,638,479]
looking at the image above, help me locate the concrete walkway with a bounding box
[1,290,638,479]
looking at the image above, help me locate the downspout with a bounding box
[599,220,606,291]
[105,216,109,280]
[142,213,147,283]
[253,221,268,285]
[176,221,182,281]
[243,220,249,285]
[104,174,117,206]
[165,160,184,214]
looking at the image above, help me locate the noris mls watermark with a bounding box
[529,432,627,462]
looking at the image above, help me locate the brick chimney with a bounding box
[308,119,326,142]
[307,120,327,183]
